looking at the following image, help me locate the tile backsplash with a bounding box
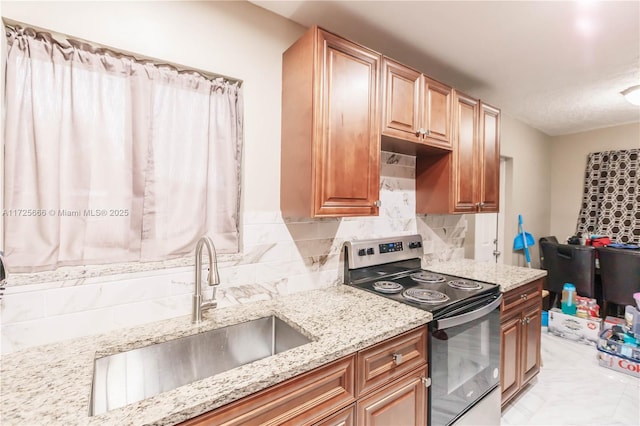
[0,152,466,353]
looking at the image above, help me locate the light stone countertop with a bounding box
[0,286,432,426]
[426,259,547,292]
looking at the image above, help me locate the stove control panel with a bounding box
[344,234,425,270]
[379,242,403,253]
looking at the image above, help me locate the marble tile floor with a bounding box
[501,328,640,425]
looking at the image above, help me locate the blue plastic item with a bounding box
[513,214,535,267]
[561,283,577,315]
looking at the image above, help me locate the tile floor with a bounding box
[501,327,640,425]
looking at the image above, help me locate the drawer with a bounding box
[501,279,543,313]
[356,327,427,397]
[181,355,355,426]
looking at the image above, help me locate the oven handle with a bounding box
[435,294,503,329]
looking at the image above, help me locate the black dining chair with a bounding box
[538,236,559,269]
[540,241,596,308]
[596,247,640,317]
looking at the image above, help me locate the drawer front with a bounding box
[181,355,355,426]
[501,279,543,313]
[313,404,356,426]
[356,327,427,397]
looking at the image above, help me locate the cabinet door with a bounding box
[357,366,427,426]
[478,102,500,212]
[451,91,479,213]
[500,313,521,405]
[315,30,381,217]
[423,76,452,148]
[381,58,421,142]
[521,301,542,385]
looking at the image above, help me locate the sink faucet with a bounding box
[192,236,220,323]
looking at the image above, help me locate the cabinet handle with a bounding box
[523,293,528,300]
[392,353,403,365]
[422,377,432,388]
[373,200,382,207]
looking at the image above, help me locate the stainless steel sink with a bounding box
[90,315,311,416]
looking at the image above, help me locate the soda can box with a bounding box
[597,348,640,379]
[598,328,640,362]
[548,308,602,345]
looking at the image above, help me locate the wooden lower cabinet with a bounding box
[181,327,429,426]
[357,366,427,426]
[500,279,543,406]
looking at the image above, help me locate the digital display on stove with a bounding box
[379,242,403,253]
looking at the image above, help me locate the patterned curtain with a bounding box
[576,149,639,243]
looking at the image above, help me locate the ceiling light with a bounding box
[621,85,640,106]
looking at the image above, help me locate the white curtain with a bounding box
[4,26,243,272]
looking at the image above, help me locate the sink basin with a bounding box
[91,315,311,415]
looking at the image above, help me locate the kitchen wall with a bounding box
[500,114,553,268]
[1,1,469,353]
[549,122,640,241]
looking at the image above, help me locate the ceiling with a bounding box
[251,0,640,136]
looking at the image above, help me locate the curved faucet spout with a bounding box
[193,236,220,323]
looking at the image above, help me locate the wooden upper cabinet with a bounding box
[281,26,381,218]
[381,59,421,141]
[381,57,452,152]
[423,76,452,147]
[452,90,480,213]
[416,92,501,214]
[478,102,501,212]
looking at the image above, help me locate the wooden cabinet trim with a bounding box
[313,404,356,426]
[181,355,356,426]
[356,327,427,397]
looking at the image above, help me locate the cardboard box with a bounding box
[598,328,640,362]
[597,349,640,379]
[603,316,626,330]
[548,308,602,345]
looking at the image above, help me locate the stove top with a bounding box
[354,270,498,317]
[343,234,501,318]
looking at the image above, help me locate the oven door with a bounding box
[429,294,502,426]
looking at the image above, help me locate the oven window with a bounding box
[430,306,500,426]
[447,319,492,391]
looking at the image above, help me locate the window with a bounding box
[3,24,243,272]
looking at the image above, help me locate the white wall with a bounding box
[500,113,553,268]
[549,122,640,241]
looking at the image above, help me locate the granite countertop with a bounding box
[0,286,432,426]
[426,259,547,292]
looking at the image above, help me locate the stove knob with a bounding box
[409,241,422,249]
[366,247,375,255]
[358,249,366,256]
